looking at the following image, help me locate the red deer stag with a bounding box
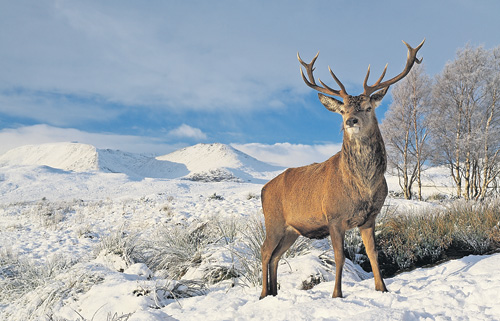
[260,39,425,299]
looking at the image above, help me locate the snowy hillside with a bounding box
[157,143,284,183]
[0,142,185,179]
[0,142,283,183]
[0,143,101,172]
[1,142,499,320]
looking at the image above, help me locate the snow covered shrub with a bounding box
[377,210,453,270]
[388,190,405,199]
[159,204,175,218]
[188,169,241,182]
[448,200,500,254]
[234,213,314,287]
[234,215,266,287]
[375,199,500,274]
[301,274,326,290]
[283,236,313,259]
[207,192,224,201]
[140,221,219,279]
[95,229,137,271]
[246,192,260,200]
[75,224,98,240]
[344,229,366,266]
[426,193,449,202]
[203,265,240,285]
[213,214,240,245]
[0,250,76,306]
[33,200,73,228]
[144,279,206,309]
[1,262,106,321]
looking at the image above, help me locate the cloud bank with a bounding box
[3,0,496,127]
[0,125,181,156]
[232,142,342,168]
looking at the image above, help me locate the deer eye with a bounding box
[366,107,372,112]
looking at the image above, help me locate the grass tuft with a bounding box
[374,199,500,275]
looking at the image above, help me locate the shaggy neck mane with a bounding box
[340,125,386,188]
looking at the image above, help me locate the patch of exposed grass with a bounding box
[373,199,500,276]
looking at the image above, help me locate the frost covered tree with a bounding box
[479,46,500,199]
[429,45,500,200]
[381,64,432,200]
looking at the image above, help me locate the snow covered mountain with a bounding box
[0,143,101,172]
[0,142,283,182]
[0,142,187,179]
[157,143,283,183]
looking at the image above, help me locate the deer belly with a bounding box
[300,226,330,239]
[289,217,330,240]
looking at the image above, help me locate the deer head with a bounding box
[298,39,425,138]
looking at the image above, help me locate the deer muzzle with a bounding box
[345,117,360,134]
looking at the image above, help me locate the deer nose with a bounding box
[346,118,358,127]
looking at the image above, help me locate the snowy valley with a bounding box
[0,142,499,321]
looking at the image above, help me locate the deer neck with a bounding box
[340,125,387,188]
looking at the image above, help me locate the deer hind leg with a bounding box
[329,225,345,298]
[359,223,387,293]
[268,229,299,296]
[260,226,288,299]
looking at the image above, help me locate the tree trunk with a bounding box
[464,150,471,200]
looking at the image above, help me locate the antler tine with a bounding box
[363,39,425,96]
[363,64,371,91]
[327,66,348,96]
[298,51,319,85]
[374,64,388,86]
[362,63,388,93]
[298,52,349,98]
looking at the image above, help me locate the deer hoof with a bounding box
[332,291,343,298]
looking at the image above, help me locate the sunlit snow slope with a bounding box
[157,143,283,182]
[0,142,283,182]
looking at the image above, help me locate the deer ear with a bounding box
[370,87,389,108]
[318,93,344,114]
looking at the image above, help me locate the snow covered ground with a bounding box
[1,142,498,320]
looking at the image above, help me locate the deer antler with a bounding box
[298,51,349,99]
[362,39,425,96]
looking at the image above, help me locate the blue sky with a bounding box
[1,0,500,166]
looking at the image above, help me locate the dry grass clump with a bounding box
[0,250,76,305]
[138,221,219,279]
[448,201,500,253]
[375,199,500,275]
[377,212,453,270]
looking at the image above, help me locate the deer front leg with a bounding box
[359,223,387,293]
[329,225,345,298]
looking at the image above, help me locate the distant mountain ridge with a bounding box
[0,142,283,182]
[158,143,283,182]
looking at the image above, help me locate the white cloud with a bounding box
[0,125,182,156]
[0,91,121,127]
[168,124,207,140]
[232,142,342,168]
[1,0,475,120]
